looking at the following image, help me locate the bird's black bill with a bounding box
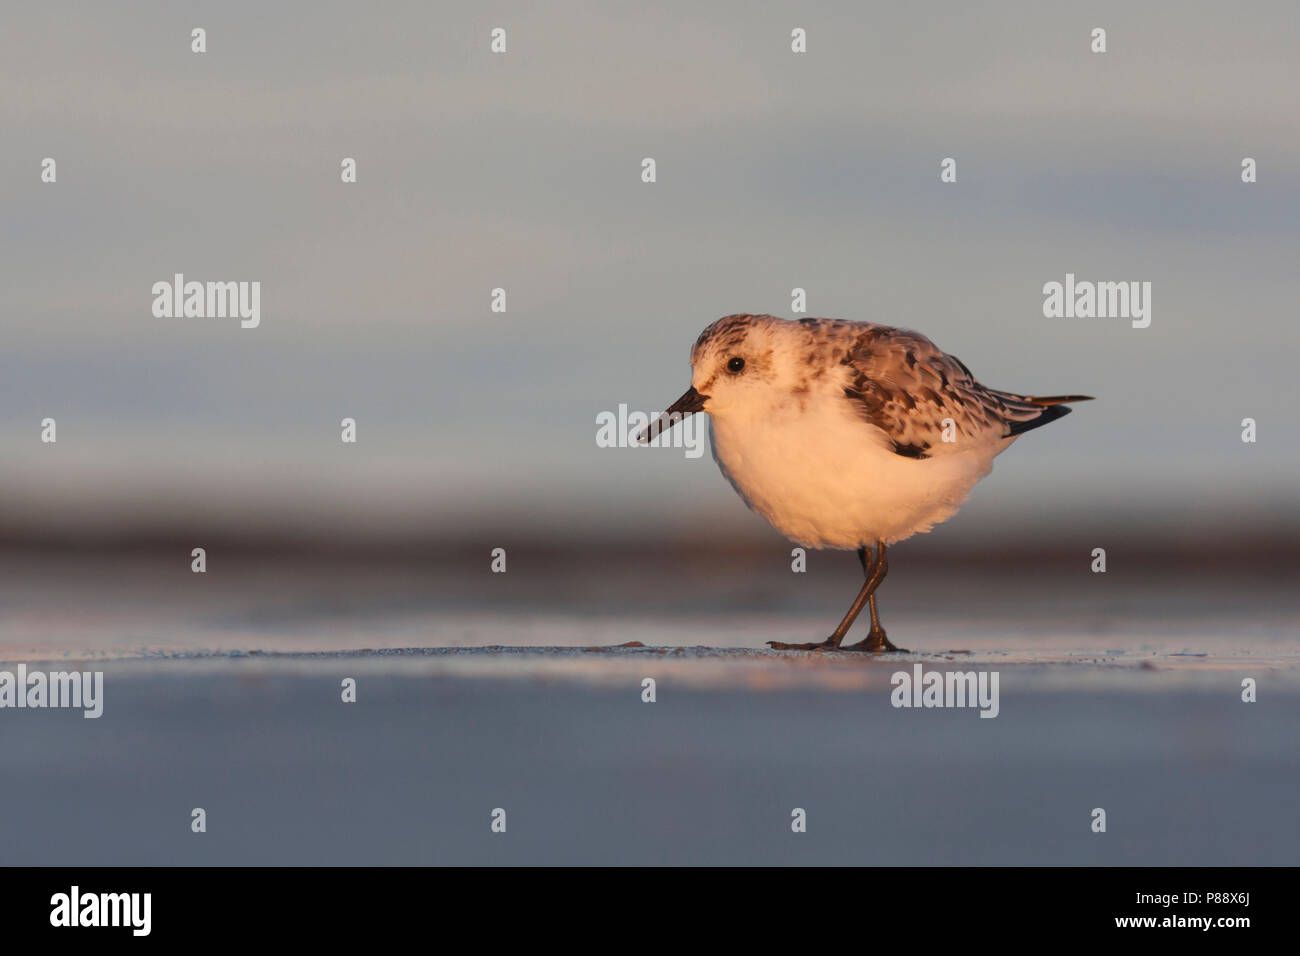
[637,386,709,443]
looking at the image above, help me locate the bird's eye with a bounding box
[727,356,746,373]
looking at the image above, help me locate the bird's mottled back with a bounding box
[836,322,1073,458]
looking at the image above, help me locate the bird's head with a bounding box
[637,314,799,443]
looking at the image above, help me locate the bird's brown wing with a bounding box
[838,324,1088,459]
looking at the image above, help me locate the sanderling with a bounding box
[639,314,1092,652]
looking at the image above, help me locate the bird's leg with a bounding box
[769,546,885,651]
[847,592,904,652]
[844,542,906,652]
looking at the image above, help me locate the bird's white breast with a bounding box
[707,392,1005,549]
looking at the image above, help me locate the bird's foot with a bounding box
[843,629,907,653]
[767,637,841,652]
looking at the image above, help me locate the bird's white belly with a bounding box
[708,404,1002,549]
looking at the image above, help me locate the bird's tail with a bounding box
[1019,394,1094,406]
[991,391,1094,437]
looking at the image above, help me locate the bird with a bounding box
[638,314,1092,652]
